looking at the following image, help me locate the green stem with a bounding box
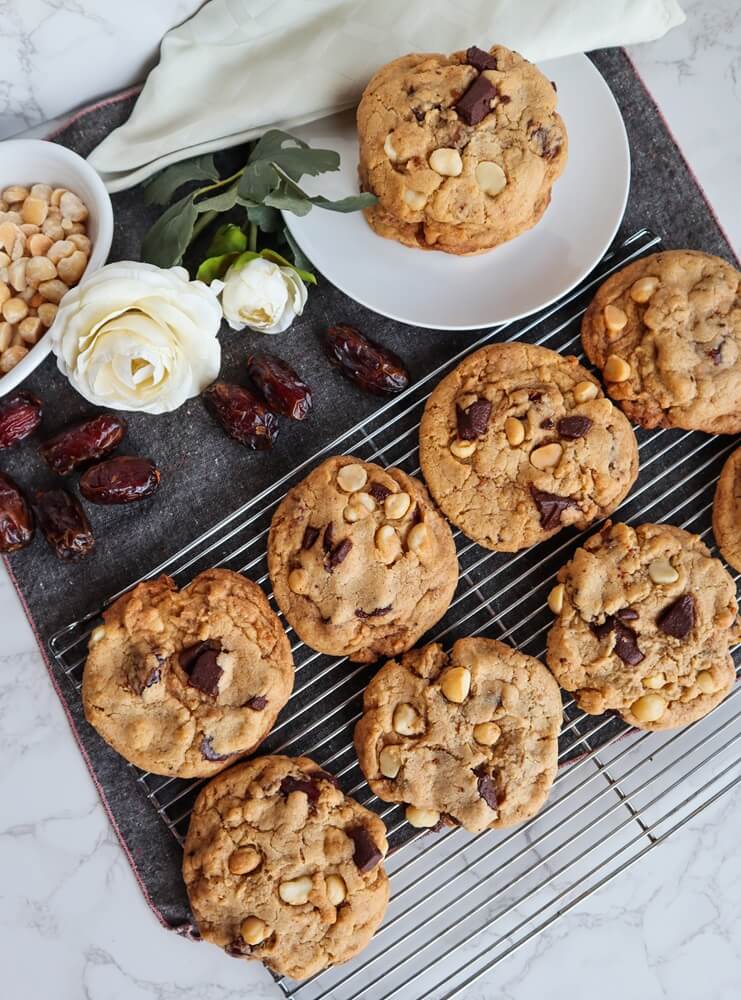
[191,210,218,242]
[248,221,258,253]
[194,167,245,201]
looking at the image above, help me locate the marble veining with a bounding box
[1,1,740,997]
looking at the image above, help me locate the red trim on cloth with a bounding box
[44,85,143,142]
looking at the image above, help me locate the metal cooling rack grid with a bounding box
[47,227,741,1000]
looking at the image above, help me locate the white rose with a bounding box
[50,261,222,414]
[215,257,307,334]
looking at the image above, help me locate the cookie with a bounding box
[267,456,458,662]
[357,44,567,254]
[419,342,639,551]
[546,522,739,730]
[354,638,562,833]
[581,250,741,433]
[182,755,389,980]
[713,446,741,571]
[83,569,293,777]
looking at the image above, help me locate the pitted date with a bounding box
[0,390,43,449]
[203,382,279,450]
[35,489,95,561]
[0,471,34,553]
[80,456,161,505]
[39,413,127,475]
[325,324,410,396]
[246,352,312,420]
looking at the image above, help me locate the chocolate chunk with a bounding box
[312,768,341,788]
[528,391,542,402]
[413,107,426,122]
[432,812,460,832]
[200,735,232,761]
[322,522,335,555]
[499,94,511,104]
[280,774,321,803]
[410,504,423,526]
[616,606,639,621]
[245,695,268,710]
[144,667,161,689]
[302,525,320,550]
[657,594,695,639]
[551,80,558,91]
[557,416,593,439]
[355,604,393,620]
[590,618,614,640]
[530,125,561,160]
[540,418,554,429]
[529,486,578,530]
[368,482,392,504]
[225,936,251,957]
[708,346,723,365]
[473,764,498,810]
[182,642,223,697]
[456,399,492,440]
[613,620,644,665]
[454,75,498,125]
[465,45,498,71]
[179,639,219,674]
[328,537,352,569]
[348,826,383,873]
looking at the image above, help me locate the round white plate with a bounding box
[283,54,629,330]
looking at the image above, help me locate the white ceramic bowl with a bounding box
[0,139,113,397]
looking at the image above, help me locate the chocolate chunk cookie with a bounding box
[357,44,567,254]
[581,250,741,433]
[546,522,739,730]
[182,755,389,980]
[83,569,293,777]
[354,638,562,832]
[267,456,458,662]
[419,343,639,551]
[713,446,741,571]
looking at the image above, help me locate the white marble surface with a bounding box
[1,1,740,998]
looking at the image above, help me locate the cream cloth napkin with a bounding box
[89,0,685,192]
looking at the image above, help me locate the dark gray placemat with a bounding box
[3,47,737,930]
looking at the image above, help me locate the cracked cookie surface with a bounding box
[82,569,294,777]
[354,638,562,832]
[419,342,639,551]
[581,250,741,432]
[357,44,567,254]
[546,522,739,730]
[713,446,741,572]
[182,755,388,980]
[267,456,458,662]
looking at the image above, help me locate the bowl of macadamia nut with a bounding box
[0,139,113,396]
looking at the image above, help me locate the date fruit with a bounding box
[247,352,312,420]
[80,456,161,505]
[203,381,279,450]
[39,413,127,476]
[0,390,43,449]
[325,324,410,396]
[0,471,34,553]
[35,489,95,561]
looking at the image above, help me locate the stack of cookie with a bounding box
[357,44,568,254]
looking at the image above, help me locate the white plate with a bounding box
[283,54,630,330]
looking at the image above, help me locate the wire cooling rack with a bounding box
[49,228,740,1000]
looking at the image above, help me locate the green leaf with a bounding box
[263,179,313,216]
[194,183,243,214]
[206,223,247,258]
[143,154,218,205]
[282,227,314,272]
[248,129,308,163]
[238,160,279,202]
[259,248,316,285]
[196,252,239,283]
[308,192,378,213]
[270,147,339,180]
[140,191,198,267]
[245,203,282,233]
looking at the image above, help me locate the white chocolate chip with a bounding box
[429,147,463,177]
[440,666,471,704]
[228,847,261,875]
[573,380,598,403]
[603,354,632,382]
[384,133,398,162]
[407,522,430,556]
[337,463,367,493]
[393,703,424,736]
[288,568,309,594]
[355,492,376,513]
[384,492,411,519]
[375,524,402,564]
[405,805,440,828]
[90,625,106,644]
[504,416,525,447]
[603,304,628,333]
[343,501,370,523]
[473,722,501,746]
[648,557,679,585]
[530,442,563,470]
[278,875,313,906]
[696,670,716,694]
[379,745,401,778]
[643,673,665,690]
[548,583,565,614]
[325,874,347,906]
[630,276,659,303]
[450,438,477,459]
[630,693,666,723]
[474,161,507,196]
[403,189,427,211]
[240,916,270,945]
